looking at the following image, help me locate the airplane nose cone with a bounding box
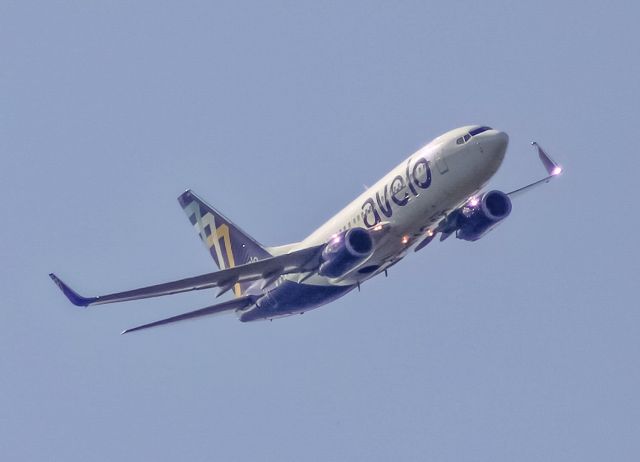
[492,131,509,154]
[482,130,509,160]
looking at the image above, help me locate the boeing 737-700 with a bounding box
[50,125,562,333]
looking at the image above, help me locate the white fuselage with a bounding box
[50,125,515,327]
[294,125,508,286]
[241,125,509,321]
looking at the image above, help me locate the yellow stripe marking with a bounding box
[207,223,242,297]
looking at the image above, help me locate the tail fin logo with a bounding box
[184,202,242,296]
[199,213,233,269]
[205,221,242,297]
[179,190,272,297]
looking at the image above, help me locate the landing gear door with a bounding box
[435,150,449,174]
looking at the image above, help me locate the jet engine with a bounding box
[455,190,512,241]
[319,227,374,278]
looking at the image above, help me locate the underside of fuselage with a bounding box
[238,281,355,322]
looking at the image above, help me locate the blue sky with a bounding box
[2,1,639,460]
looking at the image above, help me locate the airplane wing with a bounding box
[50,244,324,307]
[121,296,257,334]
[425,141,563,245]
[507,142,563,198]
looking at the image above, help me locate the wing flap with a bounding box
[50,244,324,307]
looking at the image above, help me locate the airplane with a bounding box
[50,125,563,334]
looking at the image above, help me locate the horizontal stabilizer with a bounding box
[122,296,257,334]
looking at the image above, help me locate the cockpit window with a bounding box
[469,126,492,136]
[456,137,464,145]
[463,134,471,142]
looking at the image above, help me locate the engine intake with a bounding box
[456,190,512,241]
[319,227,373,278]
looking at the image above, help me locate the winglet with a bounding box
[507,142,564,198]
[49,273,97,307]
[532,142,562,176]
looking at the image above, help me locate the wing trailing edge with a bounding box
[121,296,257,334]
[49,244,324,307]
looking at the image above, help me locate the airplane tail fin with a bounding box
[178,190,272,296]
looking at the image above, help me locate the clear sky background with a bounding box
[2,1,639,461]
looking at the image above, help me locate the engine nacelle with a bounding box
[456,190,512,241]
[319,227,374,278]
